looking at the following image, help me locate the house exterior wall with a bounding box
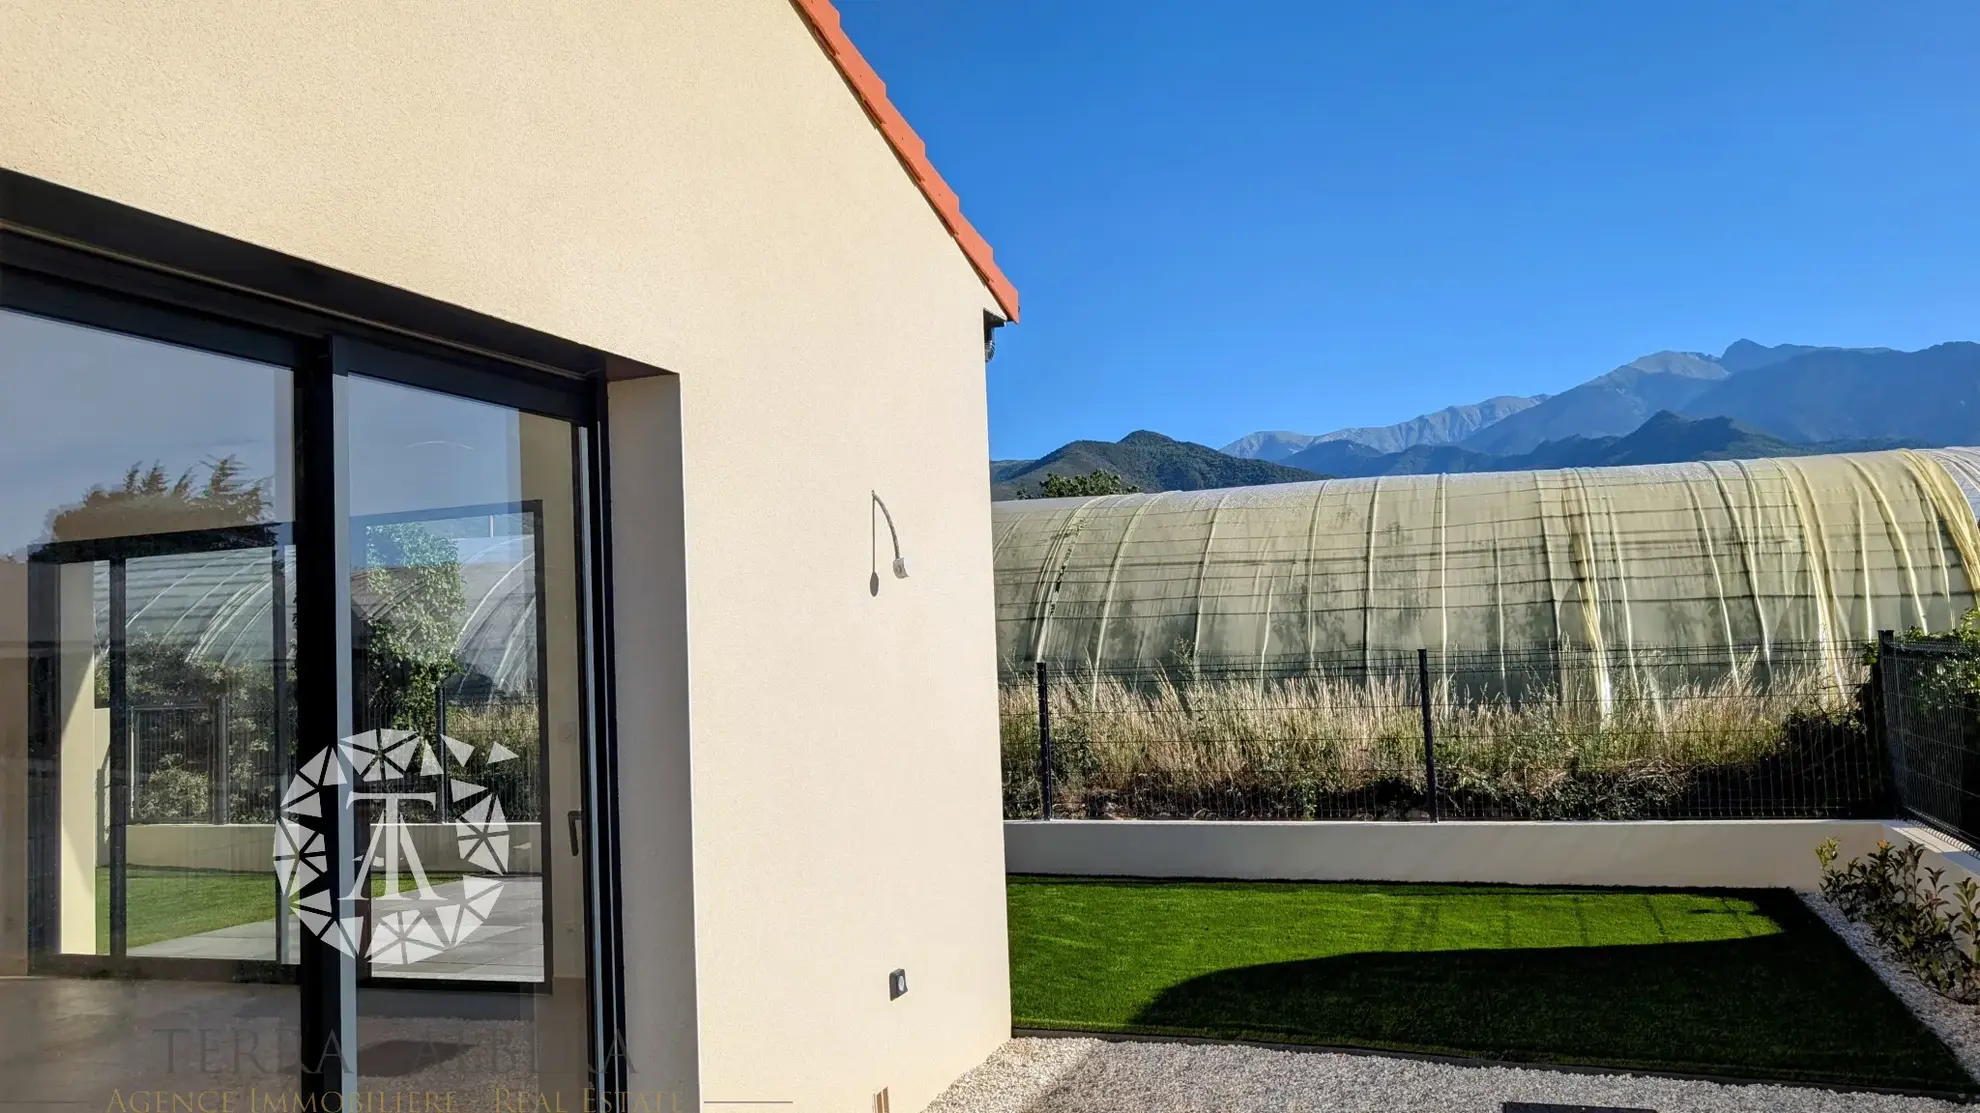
[1,1,1013,1108]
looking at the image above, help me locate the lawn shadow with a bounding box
[1125,930,1972,1092]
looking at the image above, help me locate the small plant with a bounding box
[134,754,213,823]
[1817,836,1980,1001]
[1863,603,1980,710]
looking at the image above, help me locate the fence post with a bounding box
[1419,648,1440,822]
[435,686,451,823]
[271,542,290,965]
[1036,660,1053,821]
[1877,630,1902,811]
[216,692,231,825]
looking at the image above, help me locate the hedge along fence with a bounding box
[1000,643,1891,822]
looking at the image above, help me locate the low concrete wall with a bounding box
[1884,821,1980,898]
[1005,819,1898,891]
[128,822,544,875]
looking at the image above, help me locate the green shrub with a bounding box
[1865,603,1980,710]
[1817,836,1980,1001]
[134,754,212,823]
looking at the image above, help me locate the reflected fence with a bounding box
[1002,641,1910,822]
[128,688,545,825]
[130,700,280,824]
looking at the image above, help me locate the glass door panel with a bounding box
[120,541,296,964]
[1,306,299,1103]
[340,374,590,1105]
[1,305,601,1106]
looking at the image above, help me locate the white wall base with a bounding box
[1006,819,1903,891]
[127,822,543,875]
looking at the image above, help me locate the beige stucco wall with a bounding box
[2,1,1013,1109]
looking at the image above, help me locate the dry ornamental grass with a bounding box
[1001,650,1881,820]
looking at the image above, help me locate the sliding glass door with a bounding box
[2,305,300,1099]
[1,290,606,1108]
[335,367,592,1102]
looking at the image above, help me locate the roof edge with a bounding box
[789,0,1020,323]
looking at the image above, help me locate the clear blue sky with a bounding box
[838,1,1980,460]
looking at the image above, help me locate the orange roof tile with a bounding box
[790,0,1020,322]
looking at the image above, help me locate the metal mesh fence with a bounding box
[1003,642,1892,822]
[438,690,544,822]
[126,690,544,825]
[349,688,545,823]
[129,696,287,824]
[1884,638,1980,844]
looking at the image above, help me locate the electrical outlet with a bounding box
[888,968,908,999]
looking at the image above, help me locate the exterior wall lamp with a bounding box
[871,491,907,596]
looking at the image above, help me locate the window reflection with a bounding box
[0,307,299,1101]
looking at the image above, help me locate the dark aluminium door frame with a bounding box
[1,170,635,1102]
[295,341,361,1094]
[344,497,557,998]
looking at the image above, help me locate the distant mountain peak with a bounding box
[1717,339,1899,374]
[1605,350,1729,382]
[1637,408,1715,430]
[1224,394,1546,460]
[1718,339,1819,374]
[1626,409,1764,444]
[1219,430,1323,461]
[1455,351,1732,455]
[1720,338,1771,364]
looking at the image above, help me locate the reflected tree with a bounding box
[356,521,466,747]
[48,456,268,541]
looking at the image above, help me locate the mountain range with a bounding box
[991,412,1932,498]
[991,431,1320,500]
[1280,411,1927,479]
[1224,340,1979,460]
[1225,395,1548,460]
[991,339,1980,499]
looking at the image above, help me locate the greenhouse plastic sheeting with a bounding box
[992,448,1980,675]
[91,532,542,696]
[1927,447,1980,522]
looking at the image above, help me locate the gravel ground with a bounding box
[1801,891,1980,1082]
[923,1037,1972,1113]
[932,891,1980,1112]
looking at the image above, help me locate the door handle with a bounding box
[567,809,583,857]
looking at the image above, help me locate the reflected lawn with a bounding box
[96,866,462,951]
[1009,876,1972,1092]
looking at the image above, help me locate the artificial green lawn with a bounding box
[97,866,461,952]
[1008,876,1975,1093]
